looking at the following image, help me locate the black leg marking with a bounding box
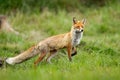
[71,51,77,56]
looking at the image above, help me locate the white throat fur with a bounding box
[72,30,83,46]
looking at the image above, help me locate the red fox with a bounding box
[5,17,86,66]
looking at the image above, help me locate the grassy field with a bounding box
[0,2,120,80]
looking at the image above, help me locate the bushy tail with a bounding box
[6,45,40,65]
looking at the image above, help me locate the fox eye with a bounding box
[74,26,78,28]
[74,27,76,29]
[74,26,78,29]
[81,26,84,28]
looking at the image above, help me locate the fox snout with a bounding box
[75,29,83,33]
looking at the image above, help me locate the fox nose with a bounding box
[75,29,83,33]
[81,29,83,32]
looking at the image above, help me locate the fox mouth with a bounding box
[75,29,83,33]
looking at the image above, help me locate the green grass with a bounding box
[0,2,120,80]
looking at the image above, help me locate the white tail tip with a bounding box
[6,58,15,65]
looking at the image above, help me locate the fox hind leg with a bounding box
[34,52,47,66]
[46,50,57,64]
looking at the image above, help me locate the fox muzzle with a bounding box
[75,29,83,33]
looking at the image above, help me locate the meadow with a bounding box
[0,1,120,80]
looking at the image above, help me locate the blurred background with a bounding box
[0,0,120,80]
[0,0,119,13]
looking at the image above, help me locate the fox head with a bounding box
[72,17,86,33]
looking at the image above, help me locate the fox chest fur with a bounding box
[72,31,83,46]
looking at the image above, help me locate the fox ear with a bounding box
[81,18,86,25]
[73,17,77,24]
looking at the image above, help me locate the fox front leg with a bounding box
[67,43,72,61]
[71,47,77,56]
